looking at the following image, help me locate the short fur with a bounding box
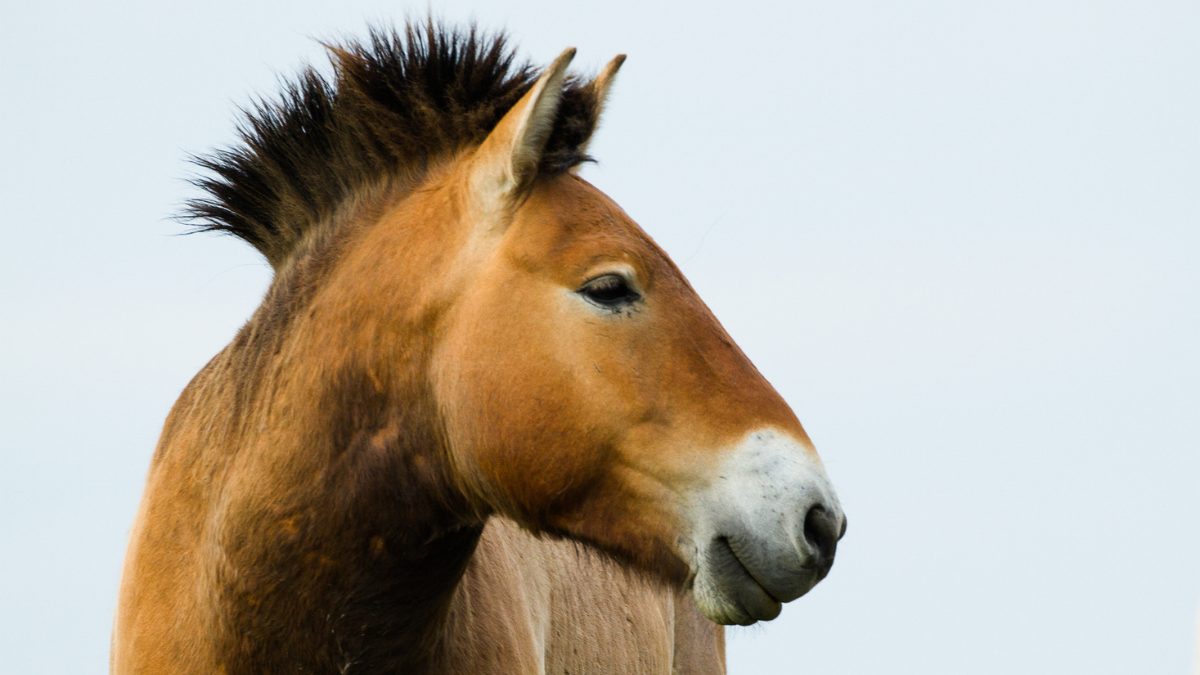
[114,18,824,675]
[185,21,606,268]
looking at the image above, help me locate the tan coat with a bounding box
[445,518,724,674]
[114,23,840,675]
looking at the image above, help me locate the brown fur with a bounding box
[116,21,809,675]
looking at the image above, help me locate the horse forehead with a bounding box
[516,176,655,255]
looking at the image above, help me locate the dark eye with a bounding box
[579,274,640,307]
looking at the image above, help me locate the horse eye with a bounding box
[580,275,639,306]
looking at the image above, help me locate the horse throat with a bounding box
[205,285,488,674]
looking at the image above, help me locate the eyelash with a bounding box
[579,274,640,307]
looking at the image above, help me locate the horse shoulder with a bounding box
[447,518,723,675]
[670,590,727,675]
[442,519,551,674]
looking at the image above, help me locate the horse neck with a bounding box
[197,229,490,674]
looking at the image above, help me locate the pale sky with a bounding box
[2,1,1198,673]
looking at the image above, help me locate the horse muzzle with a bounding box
[684,428,845,625]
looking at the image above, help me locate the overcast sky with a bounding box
[2,1,1198,673]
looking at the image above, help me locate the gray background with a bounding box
[2,1,1197,673]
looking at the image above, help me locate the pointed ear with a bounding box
[576,54,626,159]
[469,47,576,215]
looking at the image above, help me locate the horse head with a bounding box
[332,48,848,625]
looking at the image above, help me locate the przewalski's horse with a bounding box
[113,23,845,675]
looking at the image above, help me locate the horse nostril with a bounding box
[802,505,839,566]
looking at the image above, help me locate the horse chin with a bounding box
[690,536,827,626]
[691,538,784,625]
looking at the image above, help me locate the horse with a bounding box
[112,23,846,675]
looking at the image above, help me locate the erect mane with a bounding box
[185,21,605,268]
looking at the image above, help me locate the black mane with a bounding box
[184,21,604,268]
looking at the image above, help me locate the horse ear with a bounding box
[574,54,626,160]
[469,47,576,217]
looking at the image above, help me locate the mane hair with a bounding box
[185,21,606,268]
